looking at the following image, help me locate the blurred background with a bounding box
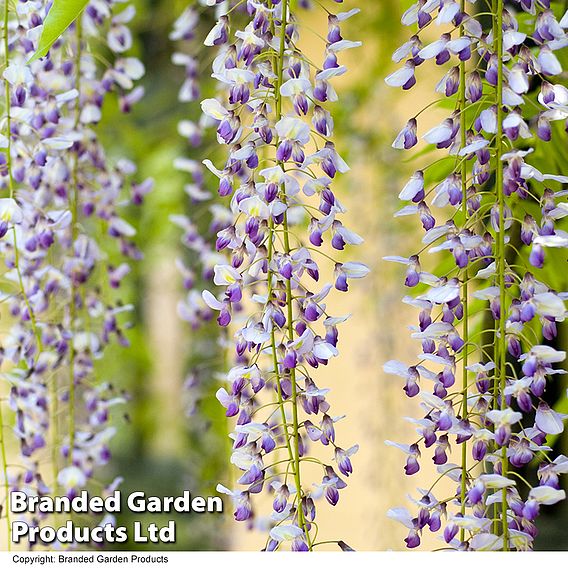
[5,0,566,552]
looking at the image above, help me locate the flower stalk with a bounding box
[385,0,568,551]
[493,0,509,550]
[458,0,469,542]
[194,0,365,550]
[0,397,11,550]
[274,0,311,548]
[68,16,83,469]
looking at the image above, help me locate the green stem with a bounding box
[272,0,311,549]
[2,0,12,550]
[458,0,469,544]
[3,1,41,350]
[494,0,509,551]
[0,400,10,551]
[4,7,46,518]
[267,0,296,497]
[68,17,83,466]
[267,218,297,483]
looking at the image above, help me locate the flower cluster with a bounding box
[171,2,232,333]
[0,0,147,545]
[385,0,568,551]
[170,2,236,436]
[186,0,366,551]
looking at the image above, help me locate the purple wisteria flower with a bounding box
[0,0,147,540]
[385,0,568,552]
[174,0,367,551]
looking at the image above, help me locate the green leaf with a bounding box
[29,0,88,62]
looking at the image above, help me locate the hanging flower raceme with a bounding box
[171,2,233,333]
[0,0,147,541]
[192,0,366,551]
[170,2,240,438]
[385,0,568,551]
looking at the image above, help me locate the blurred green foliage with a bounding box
[88,0,229,550]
